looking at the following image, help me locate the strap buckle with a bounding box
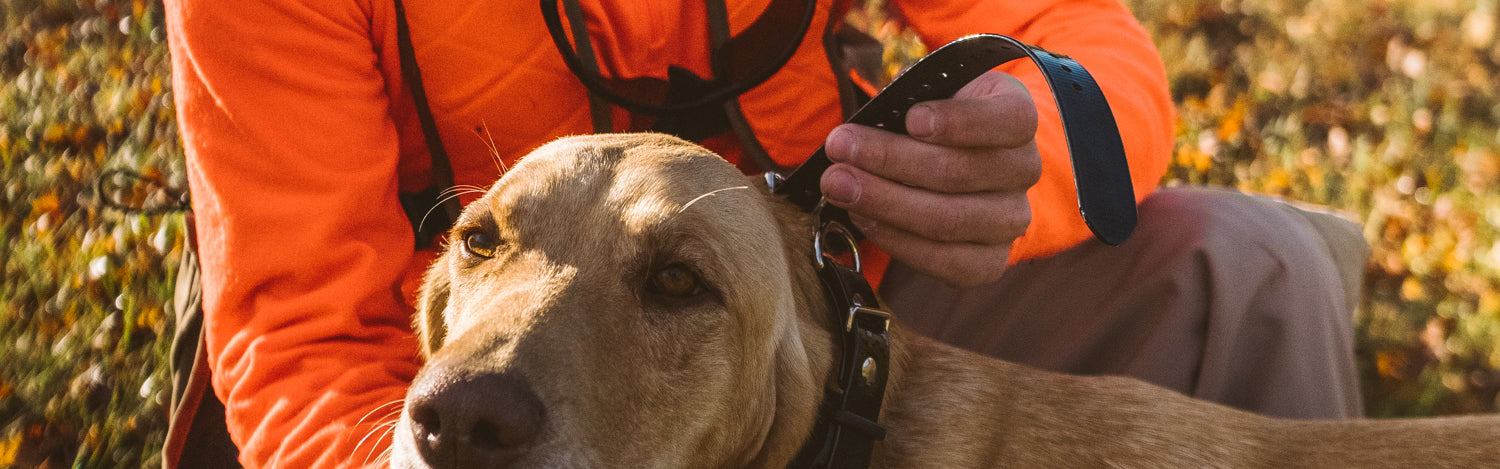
[846,306,891,334]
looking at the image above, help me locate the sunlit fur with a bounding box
[393,134,832,467]
[390,133,1500,468]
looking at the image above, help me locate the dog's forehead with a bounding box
[493,135,753,222]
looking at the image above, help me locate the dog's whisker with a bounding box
[368,448,394,469]
[354,419,401,468]
[435,189,486,204]
[418,191,470,233]
[678,186,750,214]
[355,399,405,427]
[472,121,509,175]
[437,185,488,200]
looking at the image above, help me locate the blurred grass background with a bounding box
[1,0,1497,466]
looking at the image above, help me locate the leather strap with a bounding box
[394,0,462,248]
[773,34,1138,245]
[791,254,892,469]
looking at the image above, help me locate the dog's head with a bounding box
[391,133,837,468]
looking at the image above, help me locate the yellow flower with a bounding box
[1479,290,1500,316]
[43,124,66,143]
[1304,165,1326,191]
[1216,97,1248,141]
[0,430,20,468]
[1401,276,1426,301]
[31,193,60,217]
[1376,350,1408,379]
[1193,150,1213,173]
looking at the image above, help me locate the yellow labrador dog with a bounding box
[390,133,1499,468]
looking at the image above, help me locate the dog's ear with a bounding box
[414,257,450,358]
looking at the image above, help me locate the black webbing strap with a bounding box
[773,34,1138,245]
[549,0,813,171]
[540,0,815,116]
[394,0,462,248]
[708,0,784,173]
[560,0,615,133]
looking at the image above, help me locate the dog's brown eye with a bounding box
[462,230,500,259]
[647,264,706,297]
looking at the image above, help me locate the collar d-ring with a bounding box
[813,219,861,273]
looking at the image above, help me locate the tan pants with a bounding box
[881,187,1366,419]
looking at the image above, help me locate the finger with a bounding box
[821,164,1031,245]
[826,125,1041,194]
[854,213,1013,287]
[906,71,1037,149]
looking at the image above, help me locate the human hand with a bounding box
[820,71,1041,288]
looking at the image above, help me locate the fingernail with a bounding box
[908,105,936,138]
[826,127,857,162]
[823,167,861,205]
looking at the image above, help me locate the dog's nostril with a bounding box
[408,404,447,458]
[411,406,442,443]
[471,420,503,451]
[412,406,440,433]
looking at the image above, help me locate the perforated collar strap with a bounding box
[773,34,1138,246]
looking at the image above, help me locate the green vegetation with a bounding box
[1,0,1496,467]
[1,1,181,467]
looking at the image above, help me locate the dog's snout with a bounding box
[406,371,545,467]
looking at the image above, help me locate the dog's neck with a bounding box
[870,324,1274,467]
[762,199,1038,467]
[871,326,1025,467]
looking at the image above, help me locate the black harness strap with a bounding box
[560,0,616,133]
[541,0,816,141]
[394,0,461,248]
[548,0,819,171]
[708,0,784,173]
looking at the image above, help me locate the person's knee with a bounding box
[1133,186,1367,312]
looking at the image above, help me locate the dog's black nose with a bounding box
[406,371,545,467]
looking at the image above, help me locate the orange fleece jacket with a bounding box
[164,0,1171,466]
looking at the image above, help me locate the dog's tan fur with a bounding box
[392,133,1500,468]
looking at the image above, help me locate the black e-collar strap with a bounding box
[773,33,1138,246]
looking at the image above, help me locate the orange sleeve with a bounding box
[165,0,418,466]
[892,0,1174,261]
